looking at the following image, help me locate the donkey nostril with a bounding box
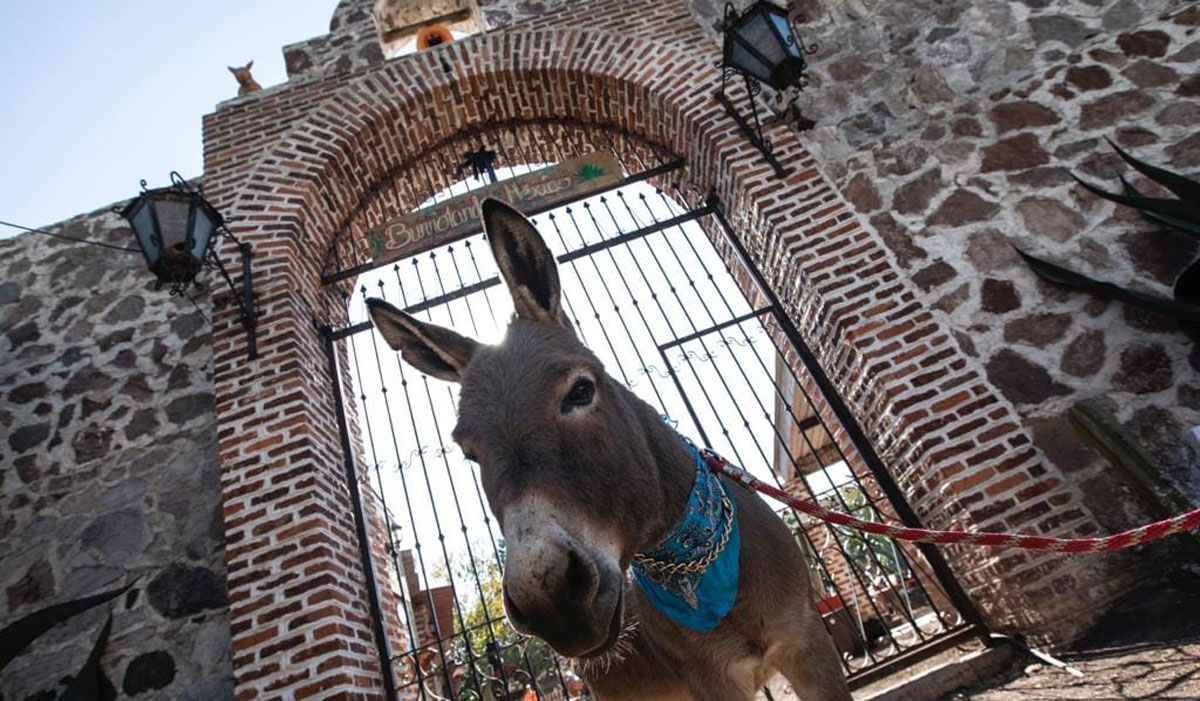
[564,548,598,604]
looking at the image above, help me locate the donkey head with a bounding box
[368,199,675,658]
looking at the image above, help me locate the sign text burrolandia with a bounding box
[364,151,624,266]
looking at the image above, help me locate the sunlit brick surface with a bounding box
[202,0,1139,696]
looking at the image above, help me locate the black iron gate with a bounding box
[318,121,984,700]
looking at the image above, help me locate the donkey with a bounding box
[367,199,851,700]
[227,60,262,96]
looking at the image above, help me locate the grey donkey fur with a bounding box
[367,198,851,700]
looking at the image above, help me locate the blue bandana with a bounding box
[632,442,741,632]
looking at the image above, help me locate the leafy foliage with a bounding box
[822,486,907,586]
[435,545,564,699]
[1018,250,1200,323]
[0,583,129,673]
[780,509,835,595]
[783,486,909,593]
[57,615,115,701]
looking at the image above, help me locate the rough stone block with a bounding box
[980,133,1051,171]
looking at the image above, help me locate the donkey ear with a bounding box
[481,198,565,325]
[246,60,254,69]
[367,298,479,383]
[227,66,237,73]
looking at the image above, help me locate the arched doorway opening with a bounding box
[206,7,1131,699]
[316,119,979,699]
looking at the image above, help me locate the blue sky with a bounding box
[0,1,338,235]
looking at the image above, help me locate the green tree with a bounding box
[825,485,907,585]
[435,543,567,699]
[781,509,831,595]
[782,485,910,594]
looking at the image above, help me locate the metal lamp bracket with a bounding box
[210,231,259,360]
[716,75,791,179]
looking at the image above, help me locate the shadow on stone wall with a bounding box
[0,206,230,700]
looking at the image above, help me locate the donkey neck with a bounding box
[636,405,703,552]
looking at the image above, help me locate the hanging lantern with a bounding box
[120,173,221,292]
[722,1,812,92]
[716,1,819,177]
[118,172,259,359]
[454,147,498,184]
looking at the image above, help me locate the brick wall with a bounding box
[200,0,1166,696]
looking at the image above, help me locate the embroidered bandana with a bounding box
[632,442,741,631]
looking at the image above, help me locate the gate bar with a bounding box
[656,344,714,450]
[657,304,826,436]
[704,193,988,630]
[656,307,772,351]
[846,623,980,690]
[329,205,713,341]
[320,324,401,701]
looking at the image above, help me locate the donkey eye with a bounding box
[562,377,595,413]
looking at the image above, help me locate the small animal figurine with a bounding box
[227,61,262,96]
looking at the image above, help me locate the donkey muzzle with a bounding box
[501,499,623,658]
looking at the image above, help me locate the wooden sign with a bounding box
[363,151,624,267]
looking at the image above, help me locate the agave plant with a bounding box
[1017,138,1200,335]
[0,582,131,700]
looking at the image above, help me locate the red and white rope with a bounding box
[705,453,1200,554]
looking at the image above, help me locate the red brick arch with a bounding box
[205,1,1129,697]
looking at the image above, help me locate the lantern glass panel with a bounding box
[189,204,218,262]
[769,11,799,57]
[738,10,788,70]
[127,199,160,267]
[729,39,773,84]
[153,195,192,259]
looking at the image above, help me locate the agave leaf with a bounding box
[1176,259,1200,341]
[1072,175,1200,239]
[1017,249,1200,323]
[1119,173,1140,197]
[1120,174,1184,231]
[57,614,114,701]
[0,582,131,673]
[1107,137,1200,204]
[1177,258,1200,306]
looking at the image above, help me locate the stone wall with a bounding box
[0,208,230,700]
[282,0,386,81]
[789,0,1200,540]
[476,0,574,30]
[275,0,570,84]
